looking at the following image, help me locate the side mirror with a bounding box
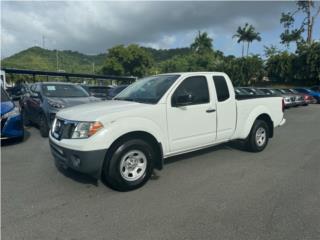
[172,94,194,107]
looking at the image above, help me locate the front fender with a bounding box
[102,117,167,152]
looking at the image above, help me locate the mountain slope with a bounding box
[1,47,106,73]
[1,46,192,74]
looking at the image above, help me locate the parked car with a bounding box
[106,85,129,100]
[294,88,320,103]
[49,72,285,191]
[1,87,24,141]
[278,88,304,106]
[288,88,316,105]
[259,88,294,108]
[81,85,113,100]
[310,85,320,92]
[238,87,265,95]
[20,82,100,137]
[234,87,251,96]
[6,83,30,101]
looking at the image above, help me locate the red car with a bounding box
[288,89,317,105]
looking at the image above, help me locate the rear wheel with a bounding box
[102,139,154,191]
[39,114,49,138]
[246,120,269,152]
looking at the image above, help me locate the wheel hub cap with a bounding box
[255,127,266,147]
[120,150,147,181]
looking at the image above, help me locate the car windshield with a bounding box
[114,75,180,104]
[260,89,272,94]
[289,89,299,94]
[280,89,291,94]
[89,87,110,94]
[1,88,11,102]
[270,89,282,94]
[42,84,89,98]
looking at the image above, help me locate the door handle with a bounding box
[206,109,216,113]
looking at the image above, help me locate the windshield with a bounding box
[42,84,89,98]
[114,75,180,104]
[1,88,11,102]
[270,89,282,94]
[289,89,299,94]
[280,89,291,94]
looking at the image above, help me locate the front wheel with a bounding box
[102,139,155,191]
[39,114,49,138]
[246,120,269,152]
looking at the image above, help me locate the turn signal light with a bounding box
[88,121,104,137]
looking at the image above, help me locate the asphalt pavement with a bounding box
[2,105,320,240]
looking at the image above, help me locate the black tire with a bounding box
[102,139,155,191]
[245,120,269,152]
[39,114,49,138]
[21,108,31,127]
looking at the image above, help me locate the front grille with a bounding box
[52,118,76,140]
[291,97,295,101]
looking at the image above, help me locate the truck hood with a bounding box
[56,100,149,121]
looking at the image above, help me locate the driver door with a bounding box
[167,75,217,153]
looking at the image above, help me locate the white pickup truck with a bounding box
[49,72,286,191]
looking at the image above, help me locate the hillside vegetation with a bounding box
[1,46,190,74]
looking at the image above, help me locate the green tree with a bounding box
[266,51,296,83]
[218,55,264,86]
[280,0,320,46]
[263,45,280,58]
[101,44,153,77]
[190,31,213,54]
[294,42,320,85]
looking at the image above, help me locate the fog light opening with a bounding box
[71,155,81,168]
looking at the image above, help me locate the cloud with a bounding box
[1,1,296,58]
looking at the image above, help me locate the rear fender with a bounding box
[238,106,272,139]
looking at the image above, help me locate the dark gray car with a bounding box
[21,82,100,137]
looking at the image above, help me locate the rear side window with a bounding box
[213,76,230,102]
[172,76,209,106]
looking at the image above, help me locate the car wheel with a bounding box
[246,119,269,152]
[22,109,31,126]
[102,139,155,191]
[39,114,49,138]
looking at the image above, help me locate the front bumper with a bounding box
[0,114,24,140]
[49,139,107,179]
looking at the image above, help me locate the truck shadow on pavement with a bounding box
[54,162,99,186]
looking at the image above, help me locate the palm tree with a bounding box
[233,23,262,57]
[246,25,262,56]
[191,31,213,54]
[233,24,248,57]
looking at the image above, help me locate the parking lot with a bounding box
[2,105,320,240]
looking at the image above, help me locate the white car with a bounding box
[49,72,286,191]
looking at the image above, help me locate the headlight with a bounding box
[48,100,64,108]
[71,121,103,139]
[2,107,20,119]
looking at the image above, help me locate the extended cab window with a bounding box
[213,76,230,102]
[172,76,209,106]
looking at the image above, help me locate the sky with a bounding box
[1,1,320,59]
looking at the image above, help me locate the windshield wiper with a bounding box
[113,97,136,102]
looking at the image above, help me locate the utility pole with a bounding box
[42,35,45,48]
[56,50,59,71]
[92,62,95,74]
